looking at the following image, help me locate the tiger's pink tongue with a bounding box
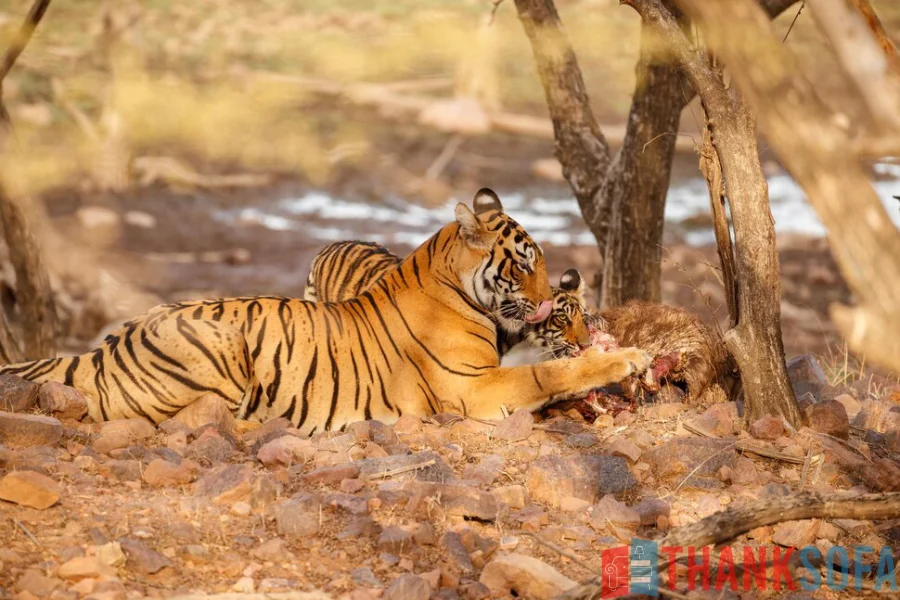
[524,300,553,323]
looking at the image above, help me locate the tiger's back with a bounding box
[303,240,400,302]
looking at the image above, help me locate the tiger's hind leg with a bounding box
[94,318,253,423]
[459,346,652,420]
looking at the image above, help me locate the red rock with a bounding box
[194,464,254,502]
[462,454,505,485]
[16,569,62,596]
[57,557,115,580]
[480,553,576,600]
[492,409,534,442]
[806,400,850,439]
[185,429,233,462]
[0,374,39,412]
[773,520,820,548]
[303,463,361,485]
[37,383,88,421]
[834,393,861,420]
[643,403,685,420]
[384,574,430,600]
[92,418,156,454]
[749,415,784,440]
[256,435,314,467]
[525,455,636,508]
[590,495,641,532]
[614,410,637,426]
[242,417,291,448]
[0,470,61,509]
[787,354,829,401]
[273,493,321,537]
[392,415,423,436]
[378,525,412,553]
[732,457,759,486]
[634,497,671,526]
[644,438,735,482]
[491,485,526,509]
[560,497,591,512]
[0,412,63,448]
[119,538,174,574]
[441,531,474,574]
[606,437,642,463]
[142,459,194,487]
[173,394,236,433]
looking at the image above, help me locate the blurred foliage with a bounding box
[0,0,898,197]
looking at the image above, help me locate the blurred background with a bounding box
[0,0,898,375]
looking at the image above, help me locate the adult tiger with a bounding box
[1,189,651,432]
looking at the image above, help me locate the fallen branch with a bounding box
[556,491,900,600]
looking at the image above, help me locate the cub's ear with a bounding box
[455,203,491,247]
[559,268,586,302]
[473,188,503,215]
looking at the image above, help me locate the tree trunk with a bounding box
[623,0,802,426]
[598,1,686,306]
[709,102,801,425]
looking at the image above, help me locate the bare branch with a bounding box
[513,0,611,213]
[0,0,51,83]
[847,0,900,76]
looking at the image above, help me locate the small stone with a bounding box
[614,410,637,426]
[491,485,526,509]
[525,455,637,508]
[194,464,254,502]
[37,383,88,421]
[93,542,126,567]
[634,497,670,526]
[773,520,820,548]
[16,569,62,596]
[58,557,115,580]
[499,536,519,551]
[357,451,454,483]
[480,553,576,600]
[644,438,735,482]
[273,493,321,537]
[749,415,784,440]
[119,538,174,574]
[351,567,381,587]
[384,574,430,600]
[257,435,314,467]
[853,399,900,434]
[593,414,614,428]
[392,415,423,436]
[0,411,63,448]
[378,526,412,553]
[0,470,61,509]
[834,394,861,420]
[442,532,474,574]
[560,497,591,512]
[100,459,142,482]
[232,577,255,593]
[590,495,641,532]
[787,355,829,402]
[565,433,598,448]
[185,429,233,462]
[166,431,188,455]
[492,410,533,442]
[92,418,156,454]
[462,454,505,486]
[142,459,194,487]
[0,375,40,412]
[340,478,365,494]
[606,437,642,463]
[369,421,400,447]
[174,394,236,433]
[250,538,287,561]
[806,400,850,439]
[643,402,685,420]
[303,463,360,485]
[732,457,759,486]
[407,482,499,520]
[0,374,40,412]
[696,494,721,518]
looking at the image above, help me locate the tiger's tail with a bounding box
[0,353,91,390]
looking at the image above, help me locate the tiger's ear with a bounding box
[559,268,586,302]
[455,203,491,247]
[473,188,503,215]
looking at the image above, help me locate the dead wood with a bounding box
[675,0,900,375]
[0,0,57,361]
[554,491,900,600]
[846,0,900,77]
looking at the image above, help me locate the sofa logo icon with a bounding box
[601,539,659,598]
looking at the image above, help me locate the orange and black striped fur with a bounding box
[305,241,731,404]
[1,189,651,432]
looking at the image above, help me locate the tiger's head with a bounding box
[525,268,607,358]
[453,188,553,333]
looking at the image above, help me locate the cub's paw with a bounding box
[617,347,653,376]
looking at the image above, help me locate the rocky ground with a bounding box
[0,355,899,600]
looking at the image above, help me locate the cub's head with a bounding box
[453,188,552,332]
[525,268,606,358]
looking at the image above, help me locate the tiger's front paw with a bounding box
[616,347,653,378]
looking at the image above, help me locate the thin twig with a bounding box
[14,519,40,547]
[782,1,805,43]
[665,441,738,497]
[0,0,52,82]
[363,459,436,481]
[489,0,506,25]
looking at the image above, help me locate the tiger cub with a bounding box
[1,188,651,431]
